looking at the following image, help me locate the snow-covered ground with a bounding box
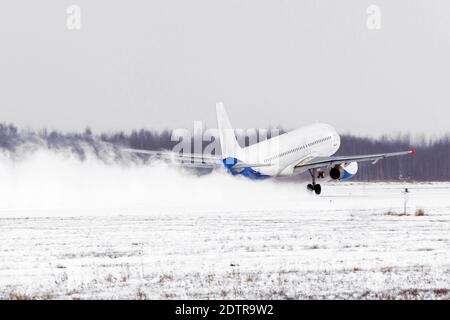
[0,150,449,299]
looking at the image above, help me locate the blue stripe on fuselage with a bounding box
[222,157,271,180]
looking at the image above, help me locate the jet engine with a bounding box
[329,162,358,180]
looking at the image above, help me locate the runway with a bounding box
[0,183,448,299]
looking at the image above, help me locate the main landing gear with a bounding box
[307,168,322,195]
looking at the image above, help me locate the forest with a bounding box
[1,123,449,181]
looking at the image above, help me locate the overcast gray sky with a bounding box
[0,1,449,137]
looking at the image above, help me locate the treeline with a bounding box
[1,123,449,181]
[336,134,450,181]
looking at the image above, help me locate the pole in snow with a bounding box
[403,188,409,215]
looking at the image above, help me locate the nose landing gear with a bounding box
[307,168,322,195]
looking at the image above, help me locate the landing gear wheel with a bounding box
[314,184,322,195]
[307,169,322,195]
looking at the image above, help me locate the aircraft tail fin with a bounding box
[216,102,242,159]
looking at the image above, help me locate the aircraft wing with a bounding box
[122,148,222,168]
[122,148,273,170]
[294,149,414,172]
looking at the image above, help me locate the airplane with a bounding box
[124,102,414,194]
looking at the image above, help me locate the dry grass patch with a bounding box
[136,287,148,300]
[384,211,409,216]
[433,288,449,296]
[415,209,426,216]
[8,291,54,300]
[159,273,174,283]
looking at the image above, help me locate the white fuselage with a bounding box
[237,123,340,176]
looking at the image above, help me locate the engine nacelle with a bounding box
[329,162,358,180]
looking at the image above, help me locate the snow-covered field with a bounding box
[0,150,449,299]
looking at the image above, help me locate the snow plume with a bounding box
[0,144,317,217]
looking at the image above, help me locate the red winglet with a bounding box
[411,148,415,157]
